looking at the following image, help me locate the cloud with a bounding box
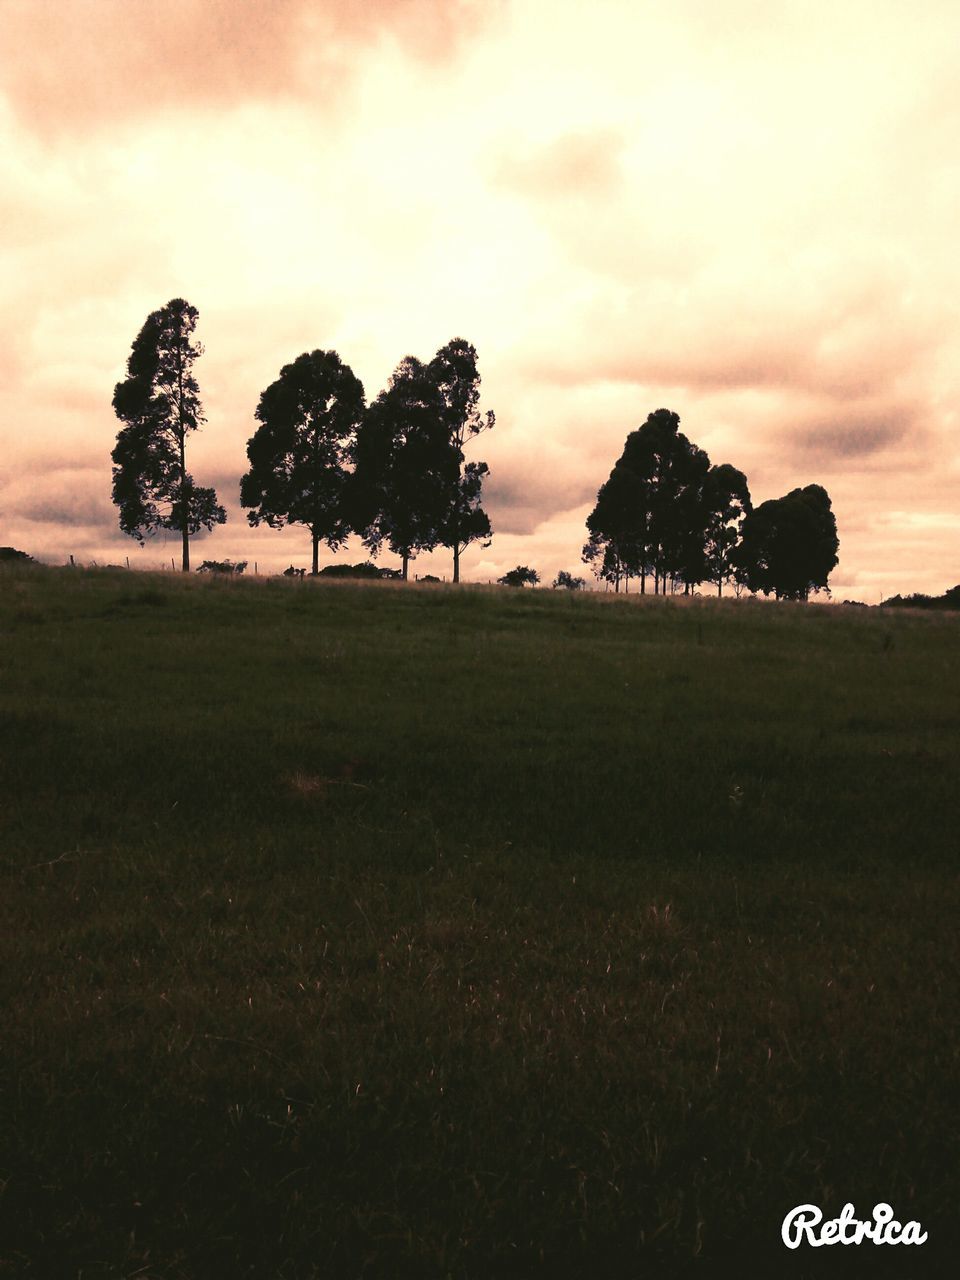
[493,129,625,201]
[788,401,926,465]
[5,466,114,530]
[3,0,960,601]
[0,0,500,137]
[483,434,604,535]
[517,262,944,401]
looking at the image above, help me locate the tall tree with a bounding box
[702,463,752,596]
[657,434,711,594]
[111,298,226,571]
[734,484,838,600]
[584,408,712,595]
[582,462,647,592]
[348,357,450,580]
[429,339,494,584]
[240,350,365,575]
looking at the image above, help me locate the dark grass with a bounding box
[1,566,958,1277]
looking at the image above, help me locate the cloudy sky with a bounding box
[1,0,958,597]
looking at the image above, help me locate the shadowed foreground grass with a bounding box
[1,566,958,1277]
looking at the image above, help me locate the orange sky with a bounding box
[1,0,958,597]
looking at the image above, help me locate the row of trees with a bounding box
[111,299,494,579]
[583,409,839,600]
[111,302,837,599]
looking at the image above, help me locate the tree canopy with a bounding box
[428,339,494,583]
[580,409,842,601]
[733,484,839,600]
[0,547,35,564]
[583,408,715,594]
[240,350,365,575]
[498,565,540,587]
[111,298,226,571]
[702,463,752,596]
[348,356,451,580]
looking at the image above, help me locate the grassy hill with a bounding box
[1,566,958,1276]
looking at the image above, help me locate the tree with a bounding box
[734,484,838,600]
[701,464,752,596]
[0,547,35,564]
[584,409,712,594]
[626,409,710,594]
[553,570,585,590]
[240,350,365,575]
[657,435,711,593]
[197,559,246,574]
[582,461,646,592]
[319,561,382,579]
[498,565,540,587]
[348,357,450,580]
[429,339,494,583]
[111,298,226,571]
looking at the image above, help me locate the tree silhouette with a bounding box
[658,435,711,594]
[702,464,752,596]
[429,339,494,584]
[498,565,540,587]
[582,462,646,592]
[627,409,710,594]
[348,357,450,581]
[584,409,711,594]
[111,298,226,572]
[197,559,246,574]
[734,484,838,600]
[0,547,35,564]
[553,570,585,590]
[240,350,365,575]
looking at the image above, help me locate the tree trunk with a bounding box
[640,567,646,594]
[312,531,319,576]
[176,312,190,573]
[717,580,722,598]
[402,551,409,581]
[453,544,460,584]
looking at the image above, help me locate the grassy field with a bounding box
[1,565,958,1278]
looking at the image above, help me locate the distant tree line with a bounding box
[583,408,839,601]
[111,299,493,581]
[883,585,960,611]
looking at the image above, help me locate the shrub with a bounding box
[498,566,540,588]
[197,560,247,574]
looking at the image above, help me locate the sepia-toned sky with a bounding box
[1,0,958,597]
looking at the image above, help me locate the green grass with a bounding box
[1,566,958,1277]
